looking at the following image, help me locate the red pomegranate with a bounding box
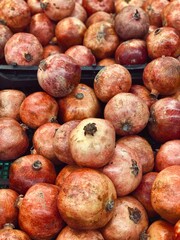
[0,24,13,60]
[0,223,31,240]
[82,0,114,16]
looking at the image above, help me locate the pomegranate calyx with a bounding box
[32,160,42,170]
[24,53,33,62]
[83,123,97,136]
[154,28,161,35]
[75,92,84,99]
[130,159,139,176]
[133,10,141,21]
[40,2,49,10]
[140,229,149,240]
[15,194,24,208]
[106,200,115,212]
[128,206,141,224]
[3,223,15,229]
[49,116,58,123]
[122,122,131,132]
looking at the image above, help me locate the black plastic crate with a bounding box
[0,161,10,188]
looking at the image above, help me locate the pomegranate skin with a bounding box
[9,154,57,195]
[0,223,31,240]
[4,32,43,66]
[82,0,115,16]
[148,97,180,143]
[18,183,64,240]
[0,117,29,161]
[0,189,19,229]
[143,56,180,97]
[37,53,81,98]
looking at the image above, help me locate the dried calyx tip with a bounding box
[83,122,97,136]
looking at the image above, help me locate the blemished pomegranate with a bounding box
[40,0,75,21]
[37,53,81,98]
[53,120,80,165]
[162,0,180,32]
[114,5,150,40]
[83,21,120,60]
[0,0,31,32]
[0,24,13,60]
[69,118,116,168]
[55,165,80,188]
[9,154,57,195]
[129,84,157,109]
[143,56,180,98]
[85,11,114,28]
[70,2,87,23]
[94,64,132,103]
[115,39,148,65]
[132,171,158,218]
[17,183,64,240]
[57,168,117,230]
[0,223,31,240]
[0,117,29,161]
[65,45,96,66]
[82,0,115,16]
[4,32,43,66]
[29,13,55,47]
[117,135,154,174]
[57,83,101,122]
[148,96,180,143]
[56,225,105,239]
[0,189,19,229]
[104,92,150,136]
[151,165,180,224]
[55,17,87,50]
[101,196,149,240]
[32,122,61,164]
[146,27,180,59]
[102,141,142,197]
[155,140,180,171]
[19,91,58,129]
[146,220,175,240]
[0,89,26,121]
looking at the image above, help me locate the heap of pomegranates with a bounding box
[0,0,180,239]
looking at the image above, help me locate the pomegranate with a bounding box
[42,44,64,59]
[130,84,157,109]
[151,165,180,224]
[82,0,115,16]
[17,183,64,239]
[0,0,31,32]
[0,223,31,240]
[104,93,150,136]
[55,17,87,50]
[114,5,150,40]
[4,32,43,66]
[97,58,116,66]
[29,13,55,46]
[114,0,146,13]
[55,165,80,188]
[142,0,169,27]
[146,220,175,240]
[143,56,180,97]
[9,154,57,195]
[53,120,80,165]
[0,89,26,121]
[102,141,142,196]
[132,171,158,218]
[117,135,154,173]
[19,91,58,129]
[155,140,180,171]
[70,2,88,22]
[94,64,132,102]
[27,0,43,14]
[115,39,148,65]
[83,21,120,60]
[85,11,114,28]
[0,24,13,60]
[65,45,96,66]
[148,96,180,143]
[69,118,116,168]
[40,0,75,21]
[37,53,81,98]
[162,0,180,32]
[101,196,149,240]
[0,189,19,229]
[174,220,180,240]
[146,27,180,59]
[0,117,29,161]
[56,226,105,239]
[57,168,117,230]
[57,83,101,122]
[32,122,61,164]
